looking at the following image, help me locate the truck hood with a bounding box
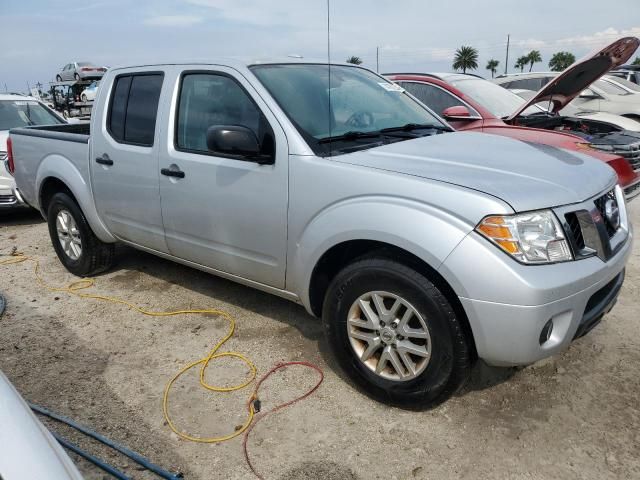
[508,36,640,120]
[337,132,616,212]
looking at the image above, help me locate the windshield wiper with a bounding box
[318,131,383,144]
[380,123,452,134]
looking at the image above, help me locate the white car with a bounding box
[80,81,99,102]
[494,72,640,120]
[511,88,640,132]
[0,371,83,479]
[1,94,66,209]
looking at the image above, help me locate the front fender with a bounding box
[288,195,494,311]
[36,154,115,243]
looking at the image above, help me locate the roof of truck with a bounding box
[106,57,354,71]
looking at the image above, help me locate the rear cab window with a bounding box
[107,72,164,146]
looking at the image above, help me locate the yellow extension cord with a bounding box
[0,251,259,443]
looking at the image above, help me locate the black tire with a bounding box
[322,257,472,408]
[81,94,87,102]
[56,75,62,82]
[74,73,80,81]
[47,192,115,277]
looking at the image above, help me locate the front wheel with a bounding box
[322,257,472,407]
[47,192,115,276]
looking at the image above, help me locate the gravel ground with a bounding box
[1,203,639,480]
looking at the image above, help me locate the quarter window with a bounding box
[176,73,274,159]
[107,73,163,146]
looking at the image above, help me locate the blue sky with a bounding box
[1,0,639,92]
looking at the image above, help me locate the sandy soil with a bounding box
[1,203,639,480]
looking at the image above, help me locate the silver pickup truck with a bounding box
[9,60,633,407]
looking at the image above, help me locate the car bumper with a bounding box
[0,185,27,209]
[440,225,633,367]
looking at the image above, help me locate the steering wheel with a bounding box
[345,111,374,128]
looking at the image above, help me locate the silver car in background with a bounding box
[55,62,107,82]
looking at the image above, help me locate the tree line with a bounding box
[452,47,576,76]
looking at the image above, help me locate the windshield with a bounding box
[77,62,92,67]
[0,100,63,130]
[604,76,640,93]
[595,79,631,96]
[449,77,528,118]
[250,64,447,155]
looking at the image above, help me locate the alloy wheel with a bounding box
[56,209,82,260]
[347,291,431,381]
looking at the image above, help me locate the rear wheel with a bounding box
[322,257,472,407]
[47,192,114,276]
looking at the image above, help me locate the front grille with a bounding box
[593,189,617,238]
[565,212,585,250]
[613,142,640,173]
[0,194,17,205]
[625,181,640,202]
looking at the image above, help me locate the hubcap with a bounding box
[347,291,431,381]
[56,210,82,260]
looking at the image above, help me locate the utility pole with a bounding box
[376,46,380,73]
[505,34,510,75]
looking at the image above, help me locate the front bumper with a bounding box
[440,222,633,367]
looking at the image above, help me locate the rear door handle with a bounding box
[161,167,185,179]
[95,154,113,166]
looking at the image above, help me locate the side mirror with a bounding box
[442,105,473,120]
[206,125,272,164]
[579,89,599,99]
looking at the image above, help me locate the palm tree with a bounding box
[632,56,640,66]
[549,51,576,72]
[452,46,479,74]
[346,56,363,65]
[486,59,500,78]
[514,55,529,73]
[527,50,542,72]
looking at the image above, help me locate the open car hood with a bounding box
[507,36,639,121]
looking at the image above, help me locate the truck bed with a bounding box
[10,123,90,144]
[10,123,91,212]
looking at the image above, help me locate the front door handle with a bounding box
[161,167,185,179]
[95,154,113,166]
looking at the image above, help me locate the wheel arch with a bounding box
[36,156,115,243]
[307,239,478,360]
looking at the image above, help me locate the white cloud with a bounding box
[515,38,547,50]
[144,15,204,27]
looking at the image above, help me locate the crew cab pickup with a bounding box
[9,61,633,407]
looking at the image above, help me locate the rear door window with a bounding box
[398,81,472,116]
[107,73,163,146]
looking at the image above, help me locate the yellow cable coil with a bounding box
[1,252,258,443]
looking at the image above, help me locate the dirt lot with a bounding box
[1,204,639,480]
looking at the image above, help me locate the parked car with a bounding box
[80,81,99,102]
[0,371,84,479]
[55,62,107,82]
[511,88,640,131]
[385,38,640,201]
[494,72,640,120]
[1,94,66,209]
[9,60,632,407]
[609,64,640,85]
[603,74,640,94]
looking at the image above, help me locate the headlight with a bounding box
[476,210,573,264]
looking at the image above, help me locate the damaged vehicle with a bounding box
[387,37,640,201]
